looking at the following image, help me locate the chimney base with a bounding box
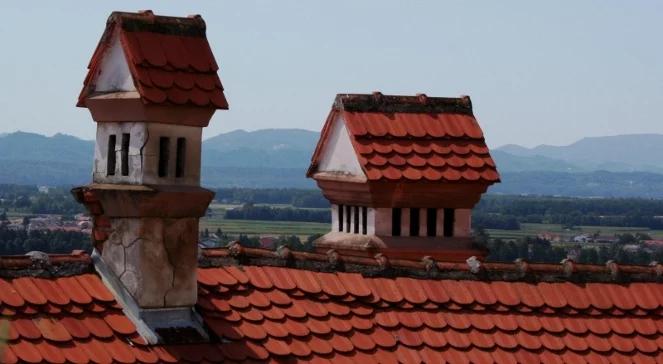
[313,231,487,262]
[92,250,208,344]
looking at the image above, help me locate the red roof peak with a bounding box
[77,11,228,112]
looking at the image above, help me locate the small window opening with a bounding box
[121,133,130,176]
[426,208,437,237]
[353,206,359,234]
[106,135,116,176]
[392,208,402,236]
[345,205,352,233]
[338,205,344,232]
[175,137,186,178]
[409,208,420,237]
[443,208,455,237]
[361,207,368,235]
[158,137,170,177]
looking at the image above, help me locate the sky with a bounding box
[0,1,661,148]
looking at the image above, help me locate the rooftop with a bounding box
[1,248,662,363]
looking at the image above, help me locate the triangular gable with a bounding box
[93,30,136,93]
[313,112,366,180]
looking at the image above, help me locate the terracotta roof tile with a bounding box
[78,12,228,110]
[3,249,663,363]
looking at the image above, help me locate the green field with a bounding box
[487,223,663,241]
[203,202,663,243]
[201,203,330,238]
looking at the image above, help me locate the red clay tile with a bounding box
[0,344,19,364]
[10,340,43,363]
[13,319,42,340]
[75,274,115,302]
[444,329,472,349]
[584,317,611,335]
[103,312,136,335]
[418,311,447,329]
[32,317,72,342]
[263,337,292,356]
[536,282,567,309]
[236,320,267,340]
[395,277,428,305]
[262,267,297,291]
[243,266,273,289]
[465,312,494,331]
[630,317,658,336]
[337,272,372,298]
[12,278,48,305]
[32,278,71,306]
[81,316,114,339]
[55,277,92,305]
[79,338,114,364]
[33,340,65,364]
[130,345,159,363]
[260,319,289,338]
[443,312,471,330]
[492,330,518,350]
[367,278,404,304]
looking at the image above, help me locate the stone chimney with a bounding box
[72,11,228,343]
[307,93,499,261]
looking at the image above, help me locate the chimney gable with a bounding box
[77,10,229,120]
[308,93,500,261]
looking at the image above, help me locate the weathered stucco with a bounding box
[101,217,199,308]
[94,122,202,186]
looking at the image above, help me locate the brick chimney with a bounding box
[307,93,499,261]
[72,11,228,343]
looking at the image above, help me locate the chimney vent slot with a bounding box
[345,205,351,233]
[158,137,170,177]
[338,204,344,232]
[392,208,402,236]
[443,208,455,237]
[353,206,359,234]
[107,135,117,176]
[175,137,186,178]
[426,208,437,237]
[121,133,130,176]
[361,207,367,235]
[409,208,420,237]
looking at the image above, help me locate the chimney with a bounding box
[72,11,228,344]
[307,93,499,261]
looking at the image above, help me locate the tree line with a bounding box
[225,204,329,223]
[0,226,90,255]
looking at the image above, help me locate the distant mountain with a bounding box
[497,134,663,173]
[2,130,663,196]
[490,150,582,172]
[202,129,318,169]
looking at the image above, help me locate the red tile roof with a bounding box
[309,93,500,183]
[2,249,663,363]
[77,11,228,109]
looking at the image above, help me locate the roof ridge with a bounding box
[0,250,92,277]
[334,92,473,114]
[201,244,663,283]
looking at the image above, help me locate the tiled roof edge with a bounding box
[201,245,663,283]
[334,92,473,114]
[109,10,207,36]
[0,250,93,278]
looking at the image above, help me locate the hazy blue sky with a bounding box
[0,1,661,147]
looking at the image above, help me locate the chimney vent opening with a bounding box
[158,137,170,177]
[392,208,402,236]
[121,133,130,176]
[107,135,117,176]
[175,137,186,178]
